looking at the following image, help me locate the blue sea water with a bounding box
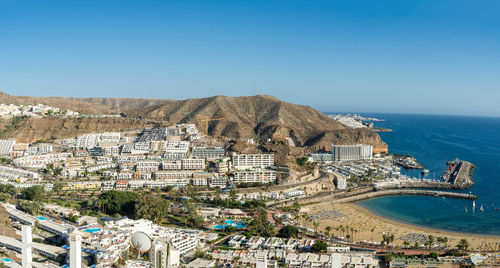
[356,114,500,235]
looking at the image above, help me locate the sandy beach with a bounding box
[299,202,500,251]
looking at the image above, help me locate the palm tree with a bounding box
[457,239,469,252]
[403,241,410,248]
[325,226,332,237]
[428,235,435,248]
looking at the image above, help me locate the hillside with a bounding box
[121,95,387,152]
[0,92,387,151]
[0,92,112,114]
[0,117,147,143]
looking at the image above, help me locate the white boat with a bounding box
[473,200,476,209]
[480,205,484,212]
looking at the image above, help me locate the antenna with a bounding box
[130,231,152,258]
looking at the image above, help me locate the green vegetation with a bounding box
[382,233,395,246]
[95,191,139,216]
[244,207,275,237]
[185,203,204,228]
[17,200,42,214]
[311,240,328,252]
[66,214,79,222]
[278,225,299,238]
[456,239,469,252]
[20,185,45,202]
[134,193,169,223]
[0,184,16,201]
[296,157,308,166]
[205,198,266,210]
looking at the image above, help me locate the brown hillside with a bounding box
[0,92,387,151]
[1,117,146,143]
[122,95,387,151]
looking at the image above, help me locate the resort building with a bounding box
[161,160,182,170]
[232,153,275,170]
[136,161,161,173]
[13,153,71,168]
[191,147,225,159]
[0,139,16,155]
[181,158,205,170]
[164,141,190,154]
[209,176,228,188]
[331,144,373,161]
[232,169,277,184]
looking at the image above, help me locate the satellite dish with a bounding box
[130,231,152,253]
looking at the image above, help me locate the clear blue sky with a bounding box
[1,0,499,116]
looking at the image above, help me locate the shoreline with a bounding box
[301,201,500,251]
[352,203,500,239]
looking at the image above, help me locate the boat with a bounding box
[480,205,484,212]
[473,200,476,210]
[465,206,468,213]
[421,169,430,175]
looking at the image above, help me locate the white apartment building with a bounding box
[216,158,230,175]
[25,145,53,155]
[331,144,373,161]
[0,139,16,155]
[232,170,277,184]
[135,173,152,180]
[161,160,182,170]
[0,165,40,181]
[232,153,274,170]
[128,180,146,189]
[101,145,120,156]
[100,132,121,143]
[209,176,228,188]
[182,158,205,170]
[13,153,71,168]
[335,176,347,190]
[164,141,190,154]
[135,161,161,173]
[134,141,151,152]
[117,172,133,180]
[191,178,208,186]
[116,155,146,164]
[86,163,117,173]
[191,147,225,159]
[101,181,115,191]
[154,171,193,179]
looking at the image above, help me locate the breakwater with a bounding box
[331,189,477,203]
[444,160,475,189]
[269,183,477,208]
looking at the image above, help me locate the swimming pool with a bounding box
[83,228,101,234]
[212,220,248,230]
[35,216,50,221]
[0,257,13,262]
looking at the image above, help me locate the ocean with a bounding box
[354,113,500,235]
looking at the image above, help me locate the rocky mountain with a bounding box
[0,92,387,151]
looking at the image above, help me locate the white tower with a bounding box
[256,252,267,268]
[22,225,32,268]
[69,230,82,268]
[330,253,342,268]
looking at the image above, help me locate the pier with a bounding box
[443,159,476,189]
